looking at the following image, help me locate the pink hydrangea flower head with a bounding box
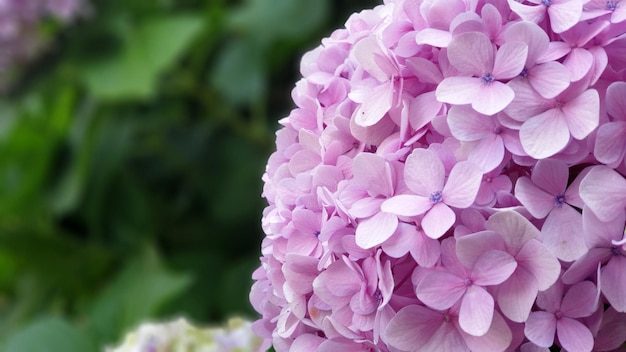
[250,0,626,350]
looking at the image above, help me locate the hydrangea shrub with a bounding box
[249,0,626,351]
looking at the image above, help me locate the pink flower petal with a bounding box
[515,177,557,219]
[485,210,541,254]
[459,285,494,336]
[497,268,539,322]
[507,0,547,24]
[472,250,517,286]
[355,211,398,249]
[516,240,561,291]
[404,148,445,196]
[540,205,587,262]
[352,153,394,197]
[561,88,599,140]
[447,31,494,75]
[601,255,626,312]
[504,21,549,65]
[549,0,583,33]
[436,76,482,105]
[527,61,570,99]
[556,317,594,352]
[594,122,626,165]
[519,108,570,159]
[561,280,599,318]
[415,28,452,47]
[353,80,394,127]
[472,81,516,116]
[381,194,433,217]
[606,81,626,118]
[561,247,612,284]
[448,105,494,141]
[562,47,593,82]
[524,311,557,348]
[383,305,443,351]
[442,161,483,208]
[416,269,466,309]
[456,230,506,268]
[468,136,505,173]
[530,158,569,196]
[422,202,456,239]
[492,41,528,80]
[410,91,442,131]
[579,166,626,222]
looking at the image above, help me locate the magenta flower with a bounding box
[436,31,528,116]
[381,148,483,239]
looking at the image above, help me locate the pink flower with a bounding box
[594,81,626,168]
[507,0,583,33]
[381,148,483,239]
[436,31,528,115]
[524,279,600,352]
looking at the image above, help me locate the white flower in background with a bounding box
[106,317,264,352]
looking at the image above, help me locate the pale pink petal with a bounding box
[405,148,445,196]
[497,268,539,322]
[504,21,549,65]
[606,81,626,118]
[519,108,570,159]
[515,177,557,219]
[462,311,513,352]
[456,230,506,269]
[291,334,325,351]
[383,305,443,351]
[562,88,599,140]
[406,57,444,84]
[530,158,569,196]
[284,254,320,295]
[410,91,442,131]
[382,222,417,258]
[549,0,583,33]
[415,28,452,47]
[583,206,624,247]
[448,105,494,141]
[524,311,557,348]
[507,0,547,23]
[422,202,456,239]
[579,166,626,222]
[416,269,466,309]
[562,47,593,81]
[447,31,494,75]
[472,81,516,116]
[411,231,442,268]
[442,161,483,208]
[353,80,394,127]
[601,255,626,312]
[540,205,587,262]
[468,136,505,172]
[527,61,570,99]
[594,121,626,165]
[472,250,517,286]
[352,36,391,82]
[505,79,554,121]
[486,210,541,253]
[381,194,433,217]
[492,41,528,79]
[352,153,394,197]
[355,211,398,249]
[314,260,360,298]
[516,240,561,291]
[459,285,494,336]
[436,76,482,105]
[556,317,594,352]
[349,197,384,218]
[561,280,599,318]
[561,248,612,284]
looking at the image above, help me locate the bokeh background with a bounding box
[0,0,379,350]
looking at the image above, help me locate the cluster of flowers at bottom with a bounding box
[249,0,626,351]
[0,0,83,72]
[106,317,263,352]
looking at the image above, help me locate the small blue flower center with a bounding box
[443,314,451,323]
[430,191,443,204]
[607,0,618,10]
[555,195,565,207]
[555,311,563,320]
[519,67,529,77]
[542,0,552,6]
[374,288,383,305]
[314,230,321,237]
[611,246,622,256]
[481,73,495,83]
[464,278,473,287]
[493,126,502,134]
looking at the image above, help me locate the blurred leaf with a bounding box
[210,38,265,105]
[89,247,192,344]
[230,0,329,42]
[4,316,97,352]
[82,15,204,100]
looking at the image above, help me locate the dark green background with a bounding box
[0,0,378,350]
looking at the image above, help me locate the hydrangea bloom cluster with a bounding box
[106,318,264,352]
[249,0,626,351]
[0,0,82,71]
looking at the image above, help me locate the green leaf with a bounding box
[82,15,204,101]
[4,317,97,352]
[89,247,192,344]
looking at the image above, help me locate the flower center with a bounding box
[611,246,622,256]
[464,278,473,287]
[481,73,495,83]
[519,67,529,77]
[374,288,383,305]
[555,195,565,207]
[607,0,618,10]
[493,126,502,135]
[430,191,443,204]
[542,0,552,5]
[443,314,451,323]
[555,311,563,320]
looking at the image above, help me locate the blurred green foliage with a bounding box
[0,0,378,350]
